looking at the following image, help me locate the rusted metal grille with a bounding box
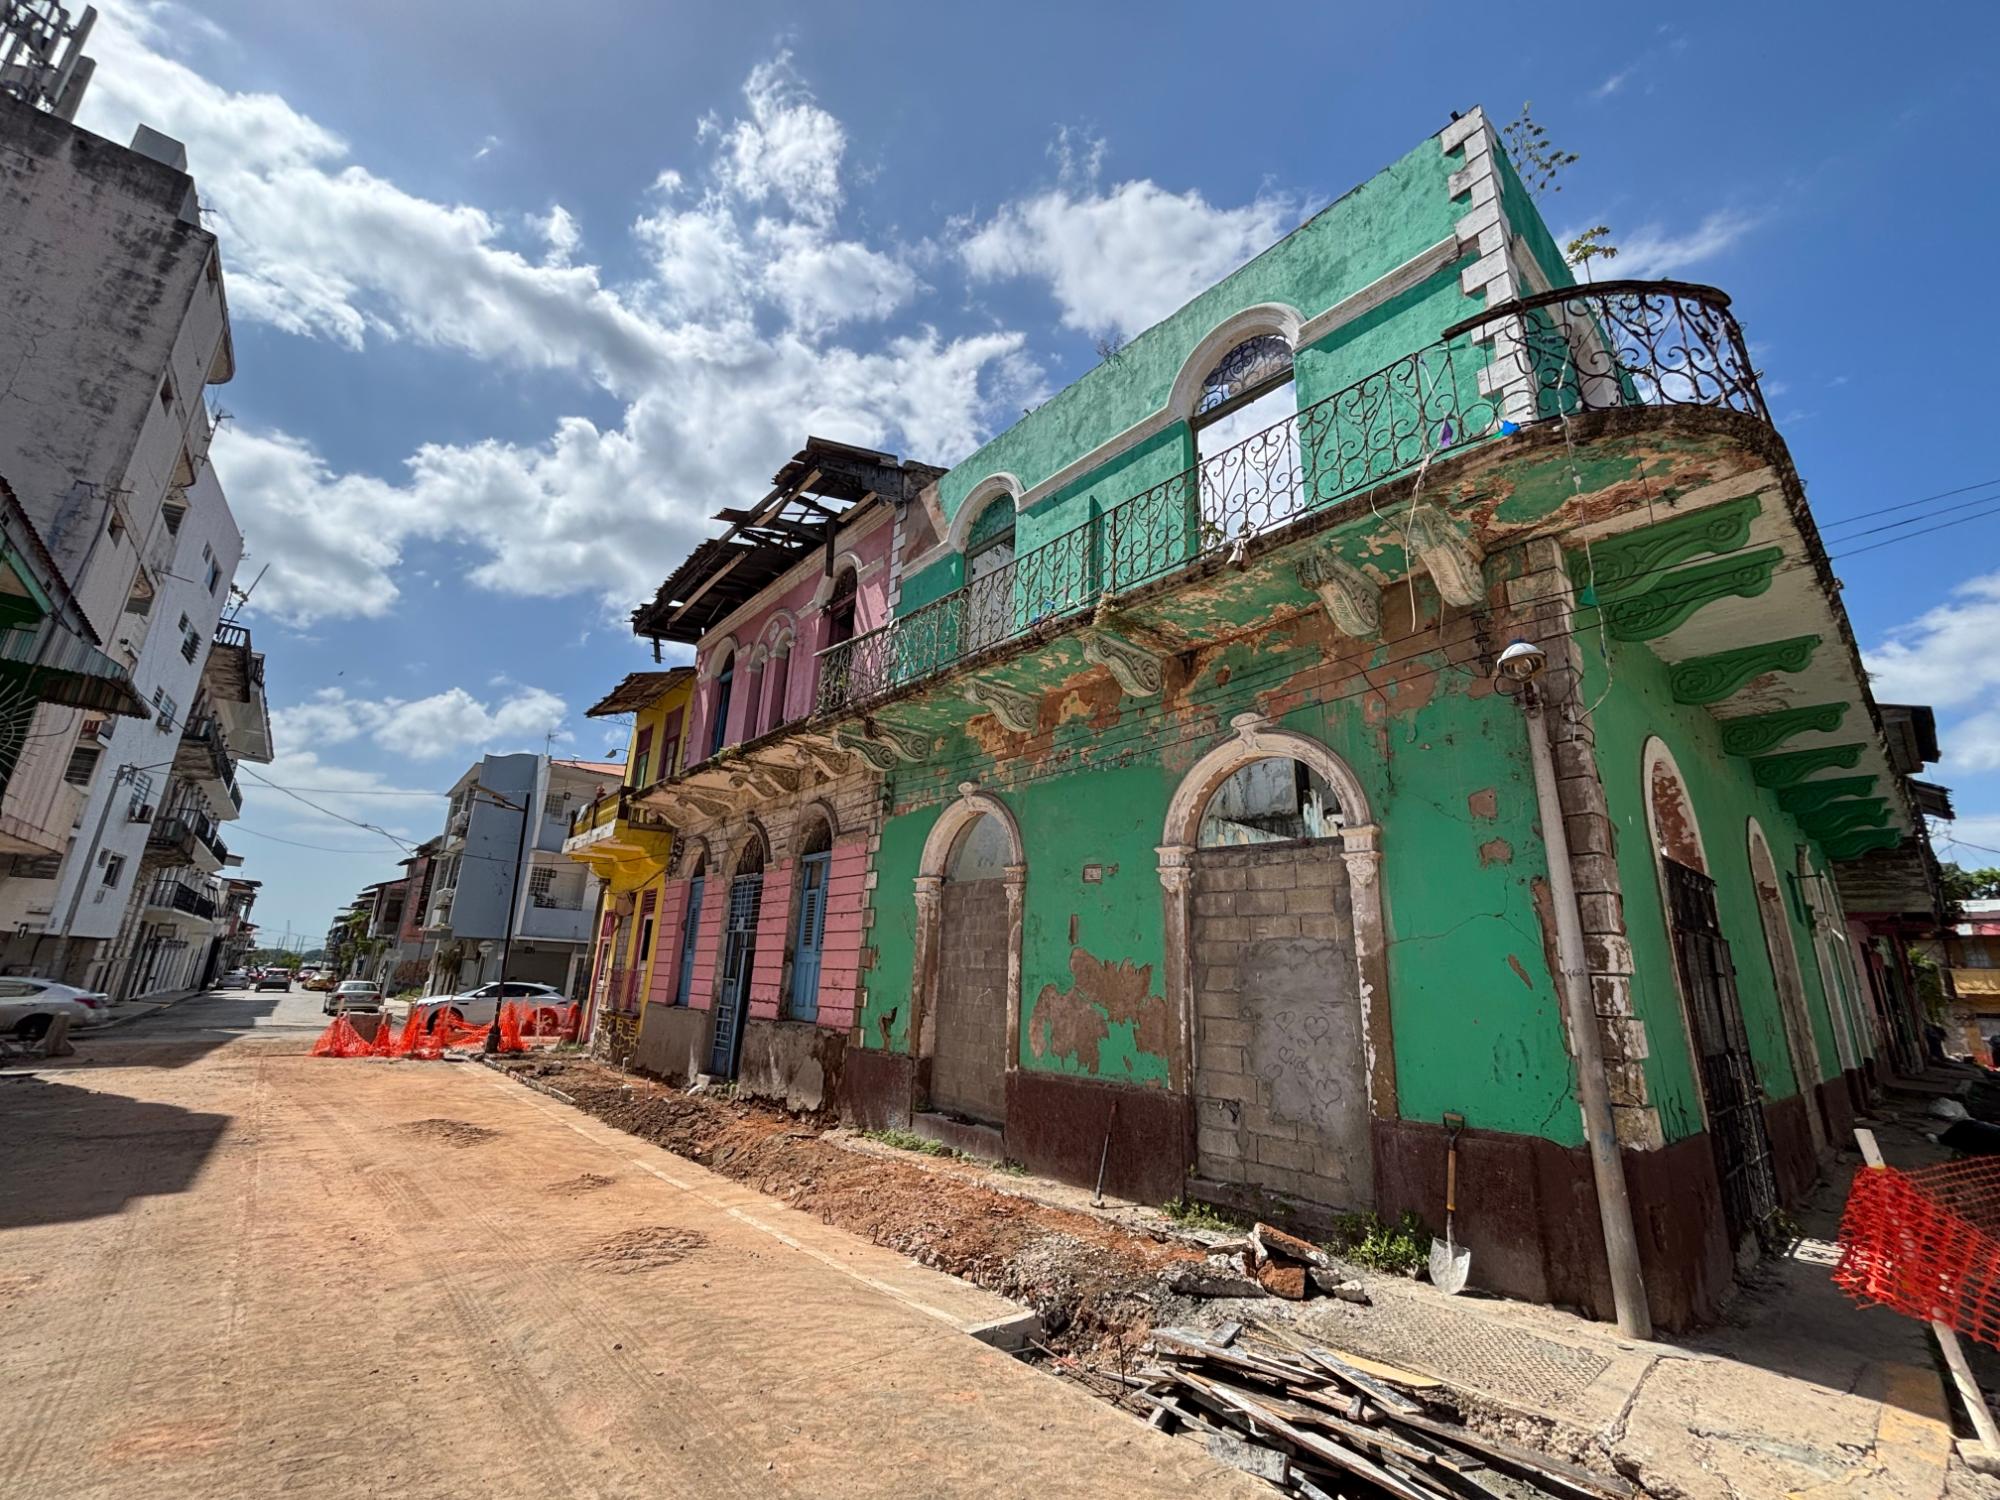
[815,279,1762,716]
[1665,857,1780,1244]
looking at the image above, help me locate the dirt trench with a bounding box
[498,1056,1198,1350]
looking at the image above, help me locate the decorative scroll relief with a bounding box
[1604,547,1785,642]
[1571,494,1762,601]
[661,786,740,821]
[1716,702,1850,757]
[1668,634,1821,705]
[1295,551,1382,639]
[1774,775,1877,815]
[1402,503,1486,608]
[832,725,898,773]
[1800,800,1892,840]
[1078,627,1163,698]
[869,719,934,762]
[964,679,1040,734]
[1822,826,1903,862]
[1749,743,1866,789]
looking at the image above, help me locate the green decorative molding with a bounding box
[1822,826,1904,862]
[1604,548,1786,642]
[1799,800,1891,840]
[1749,743,1866,788]
[1668,634,1822,705]
[1774,775,1877,815]
[1570,494,1762,600]
[1717,702,1850,757]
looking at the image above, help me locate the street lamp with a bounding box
[1497,638,1653,1340]
[468,782,532,1057]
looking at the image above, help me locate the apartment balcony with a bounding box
[563,786,674,878]
[206,623,274,763]
[424,888,456,932]
[175,714,244,821]
[814,280,1769,719]
[146,813,229,874]
[1955,969,2000,1002]
[144,876,217,924]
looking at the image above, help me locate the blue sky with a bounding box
[70,0,2000,945]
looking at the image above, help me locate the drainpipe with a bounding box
[1515,667,1653,1341]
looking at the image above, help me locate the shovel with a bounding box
[1428,1112,1470,1295]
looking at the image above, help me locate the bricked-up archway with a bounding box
[911,786,1025,1122]
[1158,715,1392,1205]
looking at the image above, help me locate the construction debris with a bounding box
[1164,1221,1371,1308]
[1124,1323,1633,1500]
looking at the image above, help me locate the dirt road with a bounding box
[0,993,1262,1499]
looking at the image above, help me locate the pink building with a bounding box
[615,439,942,1109]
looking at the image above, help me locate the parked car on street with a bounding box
[325,980,382,1015]
[218,968,249,988]
[413,981,565,1031]
[252,971,292,992]
[0,977,110,1039]
[301,970,336,993]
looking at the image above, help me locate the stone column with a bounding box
[1002,864,1026,1080]
[1504,537,1661,1149]
[1337,822,1397,1121]
[1156,844,1195,1095]
[910,873,942,1108]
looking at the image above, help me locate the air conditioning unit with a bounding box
[130,804,155,824]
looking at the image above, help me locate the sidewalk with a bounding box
[94,986,204,1029]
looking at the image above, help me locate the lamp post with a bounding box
[469,782,532,1056]
[1497,639,1654,1341]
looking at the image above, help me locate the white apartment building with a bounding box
[0,50,269,993]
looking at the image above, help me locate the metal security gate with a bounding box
[1665,858,1779,1244]
[708,874,760,1078]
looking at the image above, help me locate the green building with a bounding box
[630,107,1942,1332]
[813,107,1936,1332]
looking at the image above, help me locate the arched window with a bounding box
[788,813,834,1021]
[1197,756,1344,847]
[763,644,791,733]
[948,811,1013,880]
[1192,333,1300,534]
[964,498,1015,653]
[825,568,858,648]
[708,651,734,757]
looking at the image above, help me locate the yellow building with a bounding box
[562,668,693,1056]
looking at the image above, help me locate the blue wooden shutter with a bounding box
[788,852,830,1021]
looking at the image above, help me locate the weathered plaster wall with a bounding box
[858,581,1583,1145]
[1588,635,1845,1144]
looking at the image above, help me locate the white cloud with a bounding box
[273,685,570,761]
[1592,69,1633,99]
[473,135,500,162]
[1866,570,2000,772]
[960,134,1296,340]
[73,5,1036,626]
[1594,210,1760,279]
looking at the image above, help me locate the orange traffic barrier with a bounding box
[308,1015,373,1058]
[310,999,579,1061]
[1835,1154,2000,1349]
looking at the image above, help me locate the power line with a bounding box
[1818,476,2000,530]
[232,825,399,855]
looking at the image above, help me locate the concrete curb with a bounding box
[92,987,208,1031]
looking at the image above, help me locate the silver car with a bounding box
[0,977,110,1040]
[325,980,383,1015]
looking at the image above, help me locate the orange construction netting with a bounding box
[307,1001,582,1061]
[1834,1156,2000,1349]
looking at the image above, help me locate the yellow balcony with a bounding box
[563,786,674,882]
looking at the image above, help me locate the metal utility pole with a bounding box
[471,783,531,1056]
[1498,640,1654,1342]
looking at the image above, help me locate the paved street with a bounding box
[0,993,1260,1500]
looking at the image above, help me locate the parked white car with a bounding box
[0,977,110,1040]
[218,968,249,989]
[325,980,383,1016]
[414,981,565,1030]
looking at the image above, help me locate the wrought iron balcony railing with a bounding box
[146,876,216,921]
[815,279,1763,717]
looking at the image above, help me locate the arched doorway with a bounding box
[1747,821,1827,1158]
[708,832,764,1078]
[962,497,1015,655]
[787,810,834,1021]
[912,788,1024,1127]
[1160,717,1387,1208]
[1644,740,1778,1245]
[1191,332,1301,535]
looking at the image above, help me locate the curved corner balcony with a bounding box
[814,280,1765,718]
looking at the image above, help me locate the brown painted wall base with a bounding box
[1372,1118,1736,1333]
[1764,1093,1817,1207]
[1003,1071,1190,1207]
[736,1018,845,1115]
[1818,1075,1859,1148]
[630,1003,707,1084]
[840,1046,914,1132]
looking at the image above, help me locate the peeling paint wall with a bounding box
[1589,636,1846,1145]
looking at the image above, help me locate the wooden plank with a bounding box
[1245,1321,1426,1416]
[1390,1408,1635,1500]
[664,551,746,623]
[1166,1367,1444,1500]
